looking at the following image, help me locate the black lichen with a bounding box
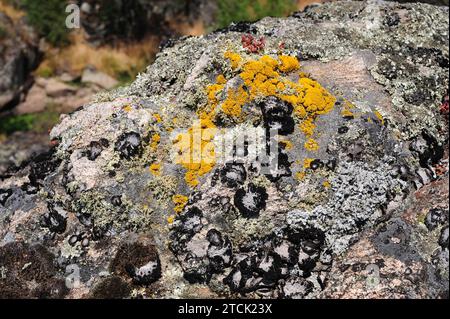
[110,241,162,286]
[260,97,295,136]
[0,188,13,206]
[29,148,62,186]
[425,208,448,231]
[220,163,247,188]
[234,183,268,218]
[41,204,67,234]
[115,132,142,159]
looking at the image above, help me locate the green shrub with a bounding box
[215,0,297,29]
[0,111,59,135]
[21,0,70,47]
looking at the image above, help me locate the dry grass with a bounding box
[170,18,205,37]
[37,32,159,83]
[0,1,25,22]
[35,17,206,83]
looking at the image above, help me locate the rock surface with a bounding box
[0,1,448,299]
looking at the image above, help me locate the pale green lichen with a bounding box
[147,175,178,207]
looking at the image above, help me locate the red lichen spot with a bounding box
[278,42,285,50]
[241,34,265,53]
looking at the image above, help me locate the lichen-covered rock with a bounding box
[0,1,448,299]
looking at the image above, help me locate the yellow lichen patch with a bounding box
[172,194,189,214]
[149,163,161,176]
[221,86,250,117]
[123,105,133,112]
[304,138,319,152]
[153,113,162,123]
[295,171,306,180]
[240,55,280,98]
[278,55,300,73]
[150,133,161,151]
[299,117,316,137]
[374,110,384,125]
[303,158,314,169]
[167,215,175,224]
[299,78,336,114]
[323,180,331,188]
[216,74,227,85]
[205,83,225,113]
[341,100,355,118]
[173,117,217,187]
[174,53,337,186]
[280,139,293,150]
[223,53,335,151]
[224,51,242,69]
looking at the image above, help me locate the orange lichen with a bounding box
[123,105,133,112]
[216,74,227,85]
[174,52,337,186]
[229,53,335,151]
[221,86,249,117]
[278,55,300,73]
[150,133,161,151]
[224,51,242,69]
[295,171,306,180]
[299,78,336,115]
[205,82,225,113]
[374,110,384,125]
[304,138,319,152]
[299,117,316,137]
[153,113,162,123]
[173,117,217,187]
[149,163,161,176]
[172,194,189,213]
[303,158,314,169]
[341,100,355,118]
[280,139,293,150]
